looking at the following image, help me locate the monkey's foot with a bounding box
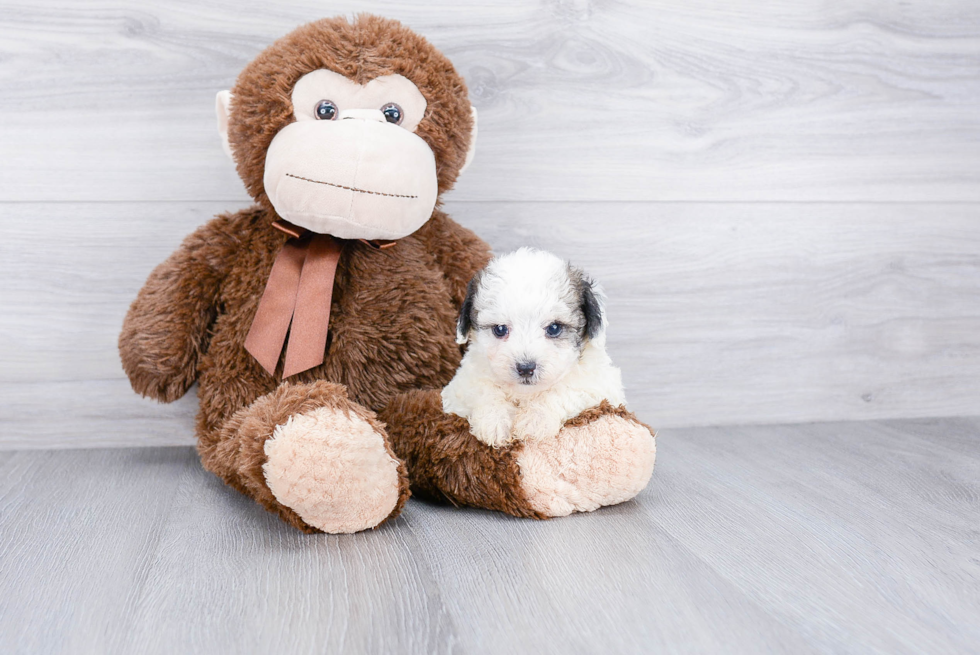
[263,406,406,534]
[516,402,656,517]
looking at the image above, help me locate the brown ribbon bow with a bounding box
[245,220,396,378]
[244,221,341,378]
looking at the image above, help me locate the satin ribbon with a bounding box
[245,223,342,378]
[245,221,397,378]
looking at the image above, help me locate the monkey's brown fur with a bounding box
[119,16,493,531]
[228,15,474,213]
[381,395,650,519]
[120,15,652,532]
[210,380,410,532]
[381,390,547,519]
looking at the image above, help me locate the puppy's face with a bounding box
[458,248,604,395]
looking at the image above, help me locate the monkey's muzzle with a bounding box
[263,118,439,240]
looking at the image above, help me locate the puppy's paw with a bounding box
[512,407,564,442]
[469,405,516,448]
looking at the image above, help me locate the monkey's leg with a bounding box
[198,380,409,534]
[381,390,655,519]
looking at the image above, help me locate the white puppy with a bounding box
[442,248,626,447]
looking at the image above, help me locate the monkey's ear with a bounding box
[456,274,480,344]
[458,107,478,175]
[215,90,234,159]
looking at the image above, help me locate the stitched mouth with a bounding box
[286,173,418,199]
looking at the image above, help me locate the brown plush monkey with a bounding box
[120,15,655,534]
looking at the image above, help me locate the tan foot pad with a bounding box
[517,410,656,517]
[263,407,402,533]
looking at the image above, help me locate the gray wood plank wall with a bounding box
[1,1,978,448]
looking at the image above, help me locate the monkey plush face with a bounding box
[261,70,438,239]
[216,15,477,240]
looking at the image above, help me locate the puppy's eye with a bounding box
[491,325,509,338]
[381,102,403,125]
[546,322,563,337]
[315,100,338,120]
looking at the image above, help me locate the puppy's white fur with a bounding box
[442,248,626,447]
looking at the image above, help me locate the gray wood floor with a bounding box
[2,417,978,654]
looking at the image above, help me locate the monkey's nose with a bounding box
[516,362,536,378]
[338,108,386,122]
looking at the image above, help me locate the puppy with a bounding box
[442,247,626,447]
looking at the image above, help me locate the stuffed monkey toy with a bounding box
[120,15,655,534]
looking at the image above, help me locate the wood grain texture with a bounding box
[1,417,978,654]
[1,1,978,446]
[0,0,977,202]
[2,200,978,448]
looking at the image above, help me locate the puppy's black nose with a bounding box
[516,361,536,378]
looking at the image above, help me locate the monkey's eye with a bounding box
[381,102,403,125]
[315,100,338,120]
[546,322,563,337]
[491,325,509,338]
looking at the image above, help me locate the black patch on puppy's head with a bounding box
[580,279,603,340]
[570,266,603,341]
[456,272,482,343]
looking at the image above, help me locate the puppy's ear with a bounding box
[581,279,604,340]
[571,267,605,341]
[456,274,480,344]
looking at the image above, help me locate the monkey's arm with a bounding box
[417,210,492,309]
[119,212,241,402]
